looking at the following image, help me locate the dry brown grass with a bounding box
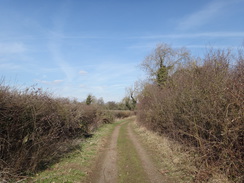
[133,120,230,183]
[133,120,197,182]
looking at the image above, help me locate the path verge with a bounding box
[28,121,121,183]
[132,120,196,183]
[127,122,167,183]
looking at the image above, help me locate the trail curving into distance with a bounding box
[88,118,167,183]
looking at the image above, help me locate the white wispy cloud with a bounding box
[177,0,232,30]
[0,62,22,70]
[48,42,76,82]
[79,70,88,75]
[37,79,63,85]
[131,32,244,39]
[0,42,26,54]
[79,84,86,88]
[182,44,241,49]
[53,80,63,84]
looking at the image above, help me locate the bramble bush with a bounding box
[0,85,110,181]
[137,47,244,182]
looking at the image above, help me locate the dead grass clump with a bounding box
[133,121,198,182]
[0,85,104,182]
[137,48,244,182]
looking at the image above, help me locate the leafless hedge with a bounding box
[137,49,244,182]
[110,110,135,119]
[0,85,108,181]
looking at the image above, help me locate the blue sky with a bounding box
[0,0,244,102]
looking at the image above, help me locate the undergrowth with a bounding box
[137,47,244,182]
[28,120,120,183]
[0,84,114,182]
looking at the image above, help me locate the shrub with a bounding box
[0,85,105,181]
[137,48,244,182]
[110,110,135,119]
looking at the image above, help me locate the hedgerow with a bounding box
[137,47,244,182]
[0,85,110,181]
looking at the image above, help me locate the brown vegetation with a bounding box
[0,85,112,181]
[137,46,244,182]
[110,110,135,119]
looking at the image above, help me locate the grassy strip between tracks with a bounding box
[117,119,149,183]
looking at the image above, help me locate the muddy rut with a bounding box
[88,119,166,183]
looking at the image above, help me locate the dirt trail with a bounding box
[89,118,167,183]
[90,122,122,183]
[127,123,166,183]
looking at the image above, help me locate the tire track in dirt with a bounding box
[127,122,167,183]
[89,118,167,183]
[89,121,123,183]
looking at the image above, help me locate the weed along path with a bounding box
[88,117,166,183]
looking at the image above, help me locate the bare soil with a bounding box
[87,118,168,183]
[87,121,123,183]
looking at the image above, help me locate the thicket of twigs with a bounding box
[110,110,135,119]
[137,48,244,182]
[0,85,113,181]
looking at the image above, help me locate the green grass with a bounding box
[25,120,122,183]
[117,120,149,183]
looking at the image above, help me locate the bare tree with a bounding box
[141,43,190,86]
[125,81,141,110]
[97,97,104,106]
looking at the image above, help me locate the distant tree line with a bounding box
[84,93,137,111]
